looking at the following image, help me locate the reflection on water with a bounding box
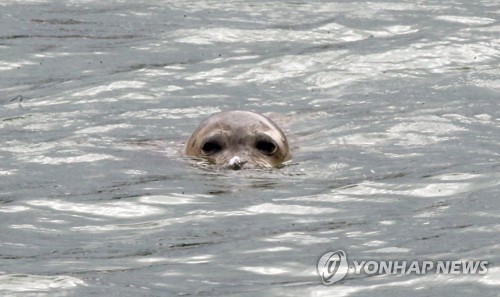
[1,0,499,296]
[0,274,84,294]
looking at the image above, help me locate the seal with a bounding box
[184,111,290,169]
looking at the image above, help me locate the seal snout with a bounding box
[227,156,247,170]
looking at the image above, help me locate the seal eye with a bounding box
[201,141,222,155]
[256,140,277,155]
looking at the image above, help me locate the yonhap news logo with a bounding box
[317,250,488,285]
[317,250,349,285]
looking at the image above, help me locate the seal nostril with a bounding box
[228,156,246,170]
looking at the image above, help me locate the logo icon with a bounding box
[317,250,348,285]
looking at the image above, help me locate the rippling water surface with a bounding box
[1,0,499,296]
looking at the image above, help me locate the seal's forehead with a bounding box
[202,111,276,132]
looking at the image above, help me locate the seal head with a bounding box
[184,111,290,169]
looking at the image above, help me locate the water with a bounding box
[1,0,499,296]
